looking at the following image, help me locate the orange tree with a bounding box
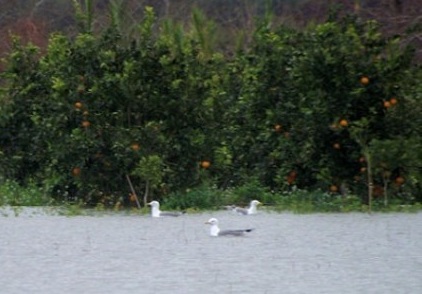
[0,8,420,206]
[0,8,229,205]
[224,14,421,202]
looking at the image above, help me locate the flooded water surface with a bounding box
[1,208,421,294]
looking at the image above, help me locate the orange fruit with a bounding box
[274,124,282,133]
[129,194,137,202]
[360,76,370,85]
[130,143,140,151]
[359,156,366,163]
[339,119,348,127]
[360,167,367,173]
[333,143,341,149]
[74,102,83,109]
[389,97,398,105]
[201,160,211,169]
[72,167,81,176]
[329,185,338,193]
[82,111,89,116]
[289,170,297,178]
[383,101,391,108]
[81,120,90,128]
[395,176,405,185]
[286,175,295,185]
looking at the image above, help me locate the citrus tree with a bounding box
[224,14,421,202]
[0,7,230,206]
[0,8,420,206]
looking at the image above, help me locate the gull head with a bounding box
[251,200,262,207]
[205,218,219,225]
[247,200,262,214]
[147,201,160,208]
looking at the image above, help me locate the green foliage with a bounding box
[0,179,52,206]
[0,6,420,209]
[132,155,165,188]
[162,184,222,210]
[72,0,94,33]
[224,14,420,203]
[274,189,363,213]
[222,177,272,205]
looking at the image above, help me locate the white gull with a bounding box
[225,200,262,215]
[205,218,254,237]
[147,201,185,217]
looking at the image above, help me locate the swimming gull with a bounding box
[147,201,185,217]
[205,218,254,237]
[226,200,262,215]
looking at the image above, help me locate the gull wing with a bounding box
[218,228,254,236]
[233,207,249,215]
[159,211,186,217]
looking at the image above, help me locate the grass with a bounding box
[0,179,421,214]
[0,179,53,206]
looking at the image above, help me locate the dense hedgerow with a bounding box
[0,8,420,207]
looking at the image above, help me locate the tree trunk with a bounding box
[126,175,141,209]
[143,180,150,207]
[365,150,373,213]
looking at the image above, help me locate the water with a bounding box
[1,208,421,294]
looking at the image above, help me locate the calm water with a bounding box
[1,207,421,294]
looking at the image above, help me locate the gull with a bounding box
[225,200,262,215]
[205,218,254,237]
[147,201,185,217]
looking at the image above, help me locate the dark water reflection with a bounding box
[1,208,421,294]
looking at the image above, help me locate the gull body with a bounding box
[147,201,185,217]
[227,200,262,215]
[205,218,254,237]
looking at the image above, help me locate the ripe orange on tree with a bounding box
[74,102,83,109]
[130,143,140,151]
[333,143,341,149]
[81,120,90,128]
[389,97,398,105]
[274,124,282,133]
[395,176,405,185]
[329,185,338,193]
[72,167,81,176]
[383,101,391,108]
[339,119,348,127]
[360,76,370,85]
[129,193,137,202]
[201,160,211,169]
[286,175,296,185]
